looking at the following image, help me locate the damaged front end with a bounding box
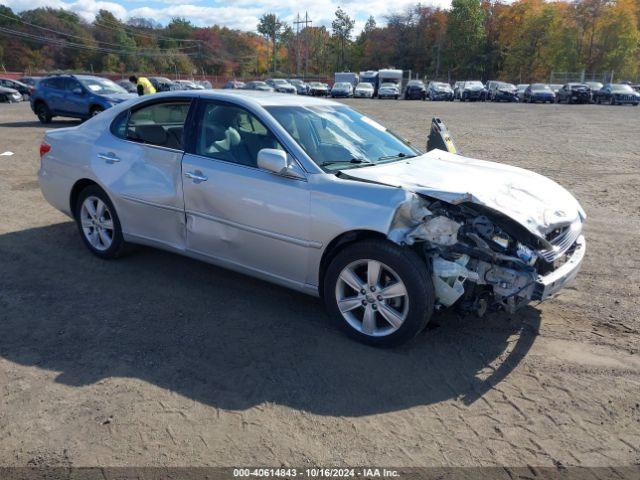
[388,194,586,315]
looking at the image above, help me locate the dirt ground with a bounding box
[0,99,638,468]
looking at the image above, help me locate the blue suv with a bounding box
[30,75,135,123]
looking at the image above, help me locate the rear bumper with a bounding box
[531,236,585,301]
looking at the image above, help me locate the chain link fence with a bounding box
[549,71,616,84]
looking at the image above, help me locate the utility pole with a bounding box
[294,13,301,76]
[294,12,312,79]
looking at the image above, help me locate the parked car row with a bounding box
[449,80,639,105]
[223,78,332,97]
[19,72,640,125]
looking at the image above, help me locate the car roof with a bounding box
[144,89,343,107]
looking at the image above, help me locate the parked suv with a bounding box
[30,75,135,123]
[556,83,591,104]
[266,79,297,94]
[459,81,486,101]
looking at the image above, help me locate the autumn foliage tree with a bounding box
[0,1,638,82]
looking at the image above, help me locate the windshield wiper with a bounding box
[377,152,417,162]
[321,158,373,167]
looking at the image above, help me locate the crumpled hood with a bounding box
[340,149,586,239]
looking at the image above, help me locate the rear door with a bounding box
[43,77,67,112]
[92,98,193,250]
[64,78,89,116]
[181,99,311,286]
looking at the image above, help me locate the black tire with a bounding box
[609,97,616,106]
[36,102,52,124]
[74,185,128,259]
[323,239,434,347]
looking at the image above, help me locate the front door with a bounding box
[181,100,311,286]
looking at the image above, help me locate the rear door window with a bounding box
[125,101,191,150]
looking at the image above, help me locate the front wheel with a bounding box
[36,103,52,124]
[324,239,434,347]
[75,185,128,259]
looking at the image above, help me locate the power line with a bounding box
[93,16,203,44]
[0,11,198,51]
[0,26,200,57]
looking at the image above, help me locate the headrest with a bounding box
[136,124,167,145]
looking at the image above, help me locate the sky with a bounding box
[0,0,451,34]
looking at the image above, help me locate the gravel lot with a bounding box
[0,99,639,468]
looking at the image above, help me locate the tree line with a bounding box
[0,0,638,83]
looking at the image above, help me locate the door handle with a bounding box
[184,171,208,183]
[98,152,121,164]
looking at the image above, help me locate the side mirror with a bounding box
[257,148,289,175]
[257,148,305,179]
[72,87,84,95]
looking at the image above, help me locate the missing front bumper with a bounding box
[532,235,585,301]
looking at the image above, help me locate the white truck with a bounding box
[378,69,403,86]
[334,72,359,88]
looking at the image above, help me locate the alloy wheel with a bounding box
[335,259,409,337]
[80,196,114,251]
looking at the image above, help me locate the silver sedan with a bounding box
[38,91,586,346]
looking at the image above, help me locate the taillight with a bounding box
[40,141,51,158]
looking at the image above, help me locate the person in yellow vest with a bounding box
[129,75,156,96]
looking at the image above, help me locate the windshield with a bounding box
[465,81,483,88]
[356,83,373,89]
[531,83,550,91]
[266,105,420,170]
[611,84,634,92]
[334,82,351,89]
[434,82,451,90]
[79,78,127,95]
[380,82,396,88]
[272,79,288,85]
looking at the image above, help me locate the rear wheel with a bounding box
[324,239,434,347]
[74,185,127,259]
[36,102,52,124]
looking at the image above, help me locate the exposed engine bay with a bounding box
[388,194,585,315]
